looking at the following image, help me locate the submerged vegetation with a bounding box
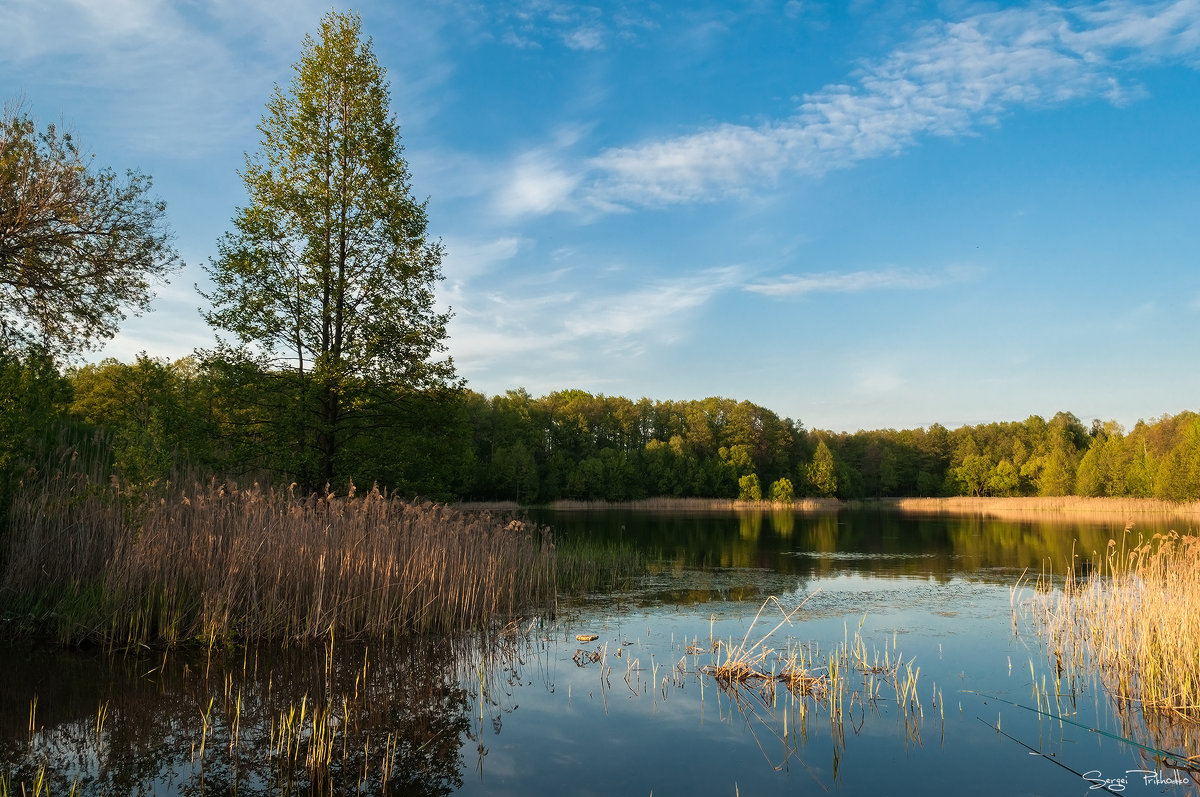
[0,597,926,796]
[699,597,923,722]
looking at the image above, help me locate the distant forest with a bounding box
[5,353,1198,506]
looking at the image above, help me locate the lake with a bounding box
[2,508,1197,796]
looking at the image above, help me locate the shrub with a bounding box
[737,473,762,502]
[769,477,795,504]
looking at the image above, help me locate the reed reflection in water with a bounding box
[0,628,544,796]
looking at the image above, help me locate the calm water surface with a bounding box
[2,509,1197,796]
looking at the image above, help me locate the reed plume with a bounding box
[2,454,557,646]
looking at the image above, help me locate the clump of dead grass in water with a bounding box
[1,458,557,646]
[702,595,819,691]
[689,596,924,780]
[1041,529,1200,723]
[700,595,919,701]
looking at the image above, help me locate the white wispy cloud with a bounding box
[744,265,983,297]
[495,0,1200,215]
[441,236,523,281]
[491,126,592,217]
[564,25,606,51]
[449,266,740,370]
[0,0,328,155]
[0,0,455,156]
[564,266,741,344]
[494,154,583,217]
[458,0,661,52]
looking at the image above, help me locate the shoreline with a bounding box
[455,495,1200,522]
[454,497,841,513]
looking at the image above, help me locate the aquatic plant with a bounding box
[1,455,558,646]
[552,534,647,595]
[0,629,515,795]
[1040,529,1200,722]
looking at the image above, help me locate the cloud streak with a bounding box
[0,0,329,155]
[449,266,741,370]
[496,0,1200,215]
[0,0,455,157]
[745,265,983,297]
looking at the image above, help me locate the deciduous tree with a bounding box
[1,103,178,357]
[202,11,454,489]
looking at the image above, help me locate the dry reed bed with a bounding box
[888,496,1200,522]
[547,497,842,512]
[1038,530,1200,723]
[2,472,557,646]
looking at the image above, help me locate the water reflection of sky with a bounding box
[462,581,1090,797]
[4,510,1196,796]
[461,510,1197,797]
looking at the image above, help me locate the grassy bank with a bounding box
[1,470,558,646]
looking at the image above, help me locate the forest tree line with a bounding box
[4,351,1200,507]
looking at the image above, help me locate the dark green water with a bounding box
[2,509,1197,796]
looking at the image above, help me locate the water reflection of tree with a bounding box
[0,634,514,796]
[533,508,1157,586]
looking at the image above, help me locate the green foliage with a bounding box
[1152,418,1200,501]
[1,102,179,357]
[719,444,755,476]
[66,354,220,485]
[0,348,71,519]
[952,453,991,496]
[768,477,794,503]
[737,473,762,501]
[986,459,1020,497]
[201,11,453,490]
[807,440,839,497]
[13,332,1200,508]
[1035,449,1077,496]
[491,441,538,502]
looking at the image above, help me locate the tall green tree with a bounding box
[1,103,179,357]
[202,11,454,489]
[807,439,839,497]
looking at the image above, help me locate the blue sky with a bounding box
[3,0,1199,432]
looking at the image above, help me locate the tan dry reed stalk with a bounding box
[545,497,841,513]
[701,594,819,689]
[695,599,923,781]
[886,496,1200,522]
[2,465,557,645]
[1040,530,1200,723]
[699,594,920,723]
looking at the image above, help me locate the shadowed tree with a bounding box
[1,103,178,518]
[202,11,454,489]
